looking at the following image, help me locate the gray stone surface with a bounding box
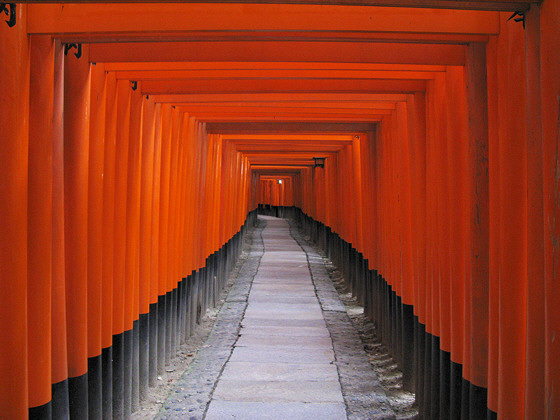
[288,220,396,420]
[219,361,339,381]
[235,334,333,349]
[239,325,331,337]
[205,401,347,420]
[212,379,344,403]
[155,220,266,420]
[228,346,336,364]
[158,216,396,420]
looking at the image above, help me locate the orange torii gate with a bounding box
[0,1,558,419]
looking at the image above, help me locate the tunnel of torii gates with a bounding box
[0,0,559,419]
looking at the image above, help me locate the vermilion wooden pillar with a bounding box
[157,103,172,370]
[64,43,91,418]
[27,34,54,418]
[486,32,500,418]
[51,39,70,419]
[101,70,117,420]
[148,103,162,386]
[87,61,107,419]
[112,78,131,419]
[139,95,155,396]
[0,6,29,417]
[496,14,528,420]
[444,67,468,419]
[182,116,195,275]
[396,101,415,392]
[523,6,545,419]
[125,85,143,415]
[465,42,490,418]
[540,1,560,418]
[408,92,427,412]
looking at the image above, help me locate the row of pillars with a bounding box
[0,23,255,419]
[279,11,559,420]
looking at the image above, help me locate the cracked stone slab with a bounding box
[212,379,344,403]
[155,220,266,420]
[205,401,348,420]
[288,220,396,420]
[219,361,339,381]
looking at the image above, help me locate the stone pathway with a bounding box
[157,216,395,420]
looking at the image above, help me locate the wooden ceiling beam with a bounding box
[90,41,464,66]
[140,78,427,95]
[206,122,376,134]
[27,4,500,35]
[22,0,535,12]
[151,93,409,103]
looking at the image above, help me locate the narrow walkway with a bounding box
[157,216,394,420]
[207,217,346,419]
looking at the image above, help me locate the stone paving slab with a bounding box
[228,346,335,364]
[205,401,347,420]
[247,296,319,304]
[242,310,324,320]
[154,220,266,420]
[240,317,326,328]
[158,216,396,420]
[243,302,322,310]
[212,379,344,403]
[239,325,331,337]
[235,334,333,349]
[219,361,339,381]
[249,283,315,292]
[288,219,396,420]
[252,278,312,284]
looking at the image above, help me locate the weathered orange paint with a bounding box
[113,79,131,336]
[125,87,143,329]
[64,44,91,378]
[465,42,490,389]
[27,34,54,409]
[540,0,560,417]
[158,104,172,295]
[495,13,528,419]
[26,4,500,37]
[101,71,117,348]
[523,6,545,419]
[139,96,156,314]
[0,2,558,418]
[51,39,69,387]
[149,103,163,304]
[87,61,107,358]
[0,6,30,416]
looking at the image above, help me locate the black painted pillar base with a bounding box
[68,372,88,419]
[430,335,441,419]
[488,408,498,420]
[102,346,113,419]
[132,319,140,412]
[401,303,415,392]
[450,360,462,419]
[148,302,158,387]
[112,332,124,419]
[164,291,172,365]
[461,377,470,419]
[139,312,149,400]
[29,400,52,420]
[87,353,102,419]
[440,350,451,420]
[470,382,488,419]
[123,328,133,418]
[423,332,432,419]
[157,294,166,376]
[52,378,69,420]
